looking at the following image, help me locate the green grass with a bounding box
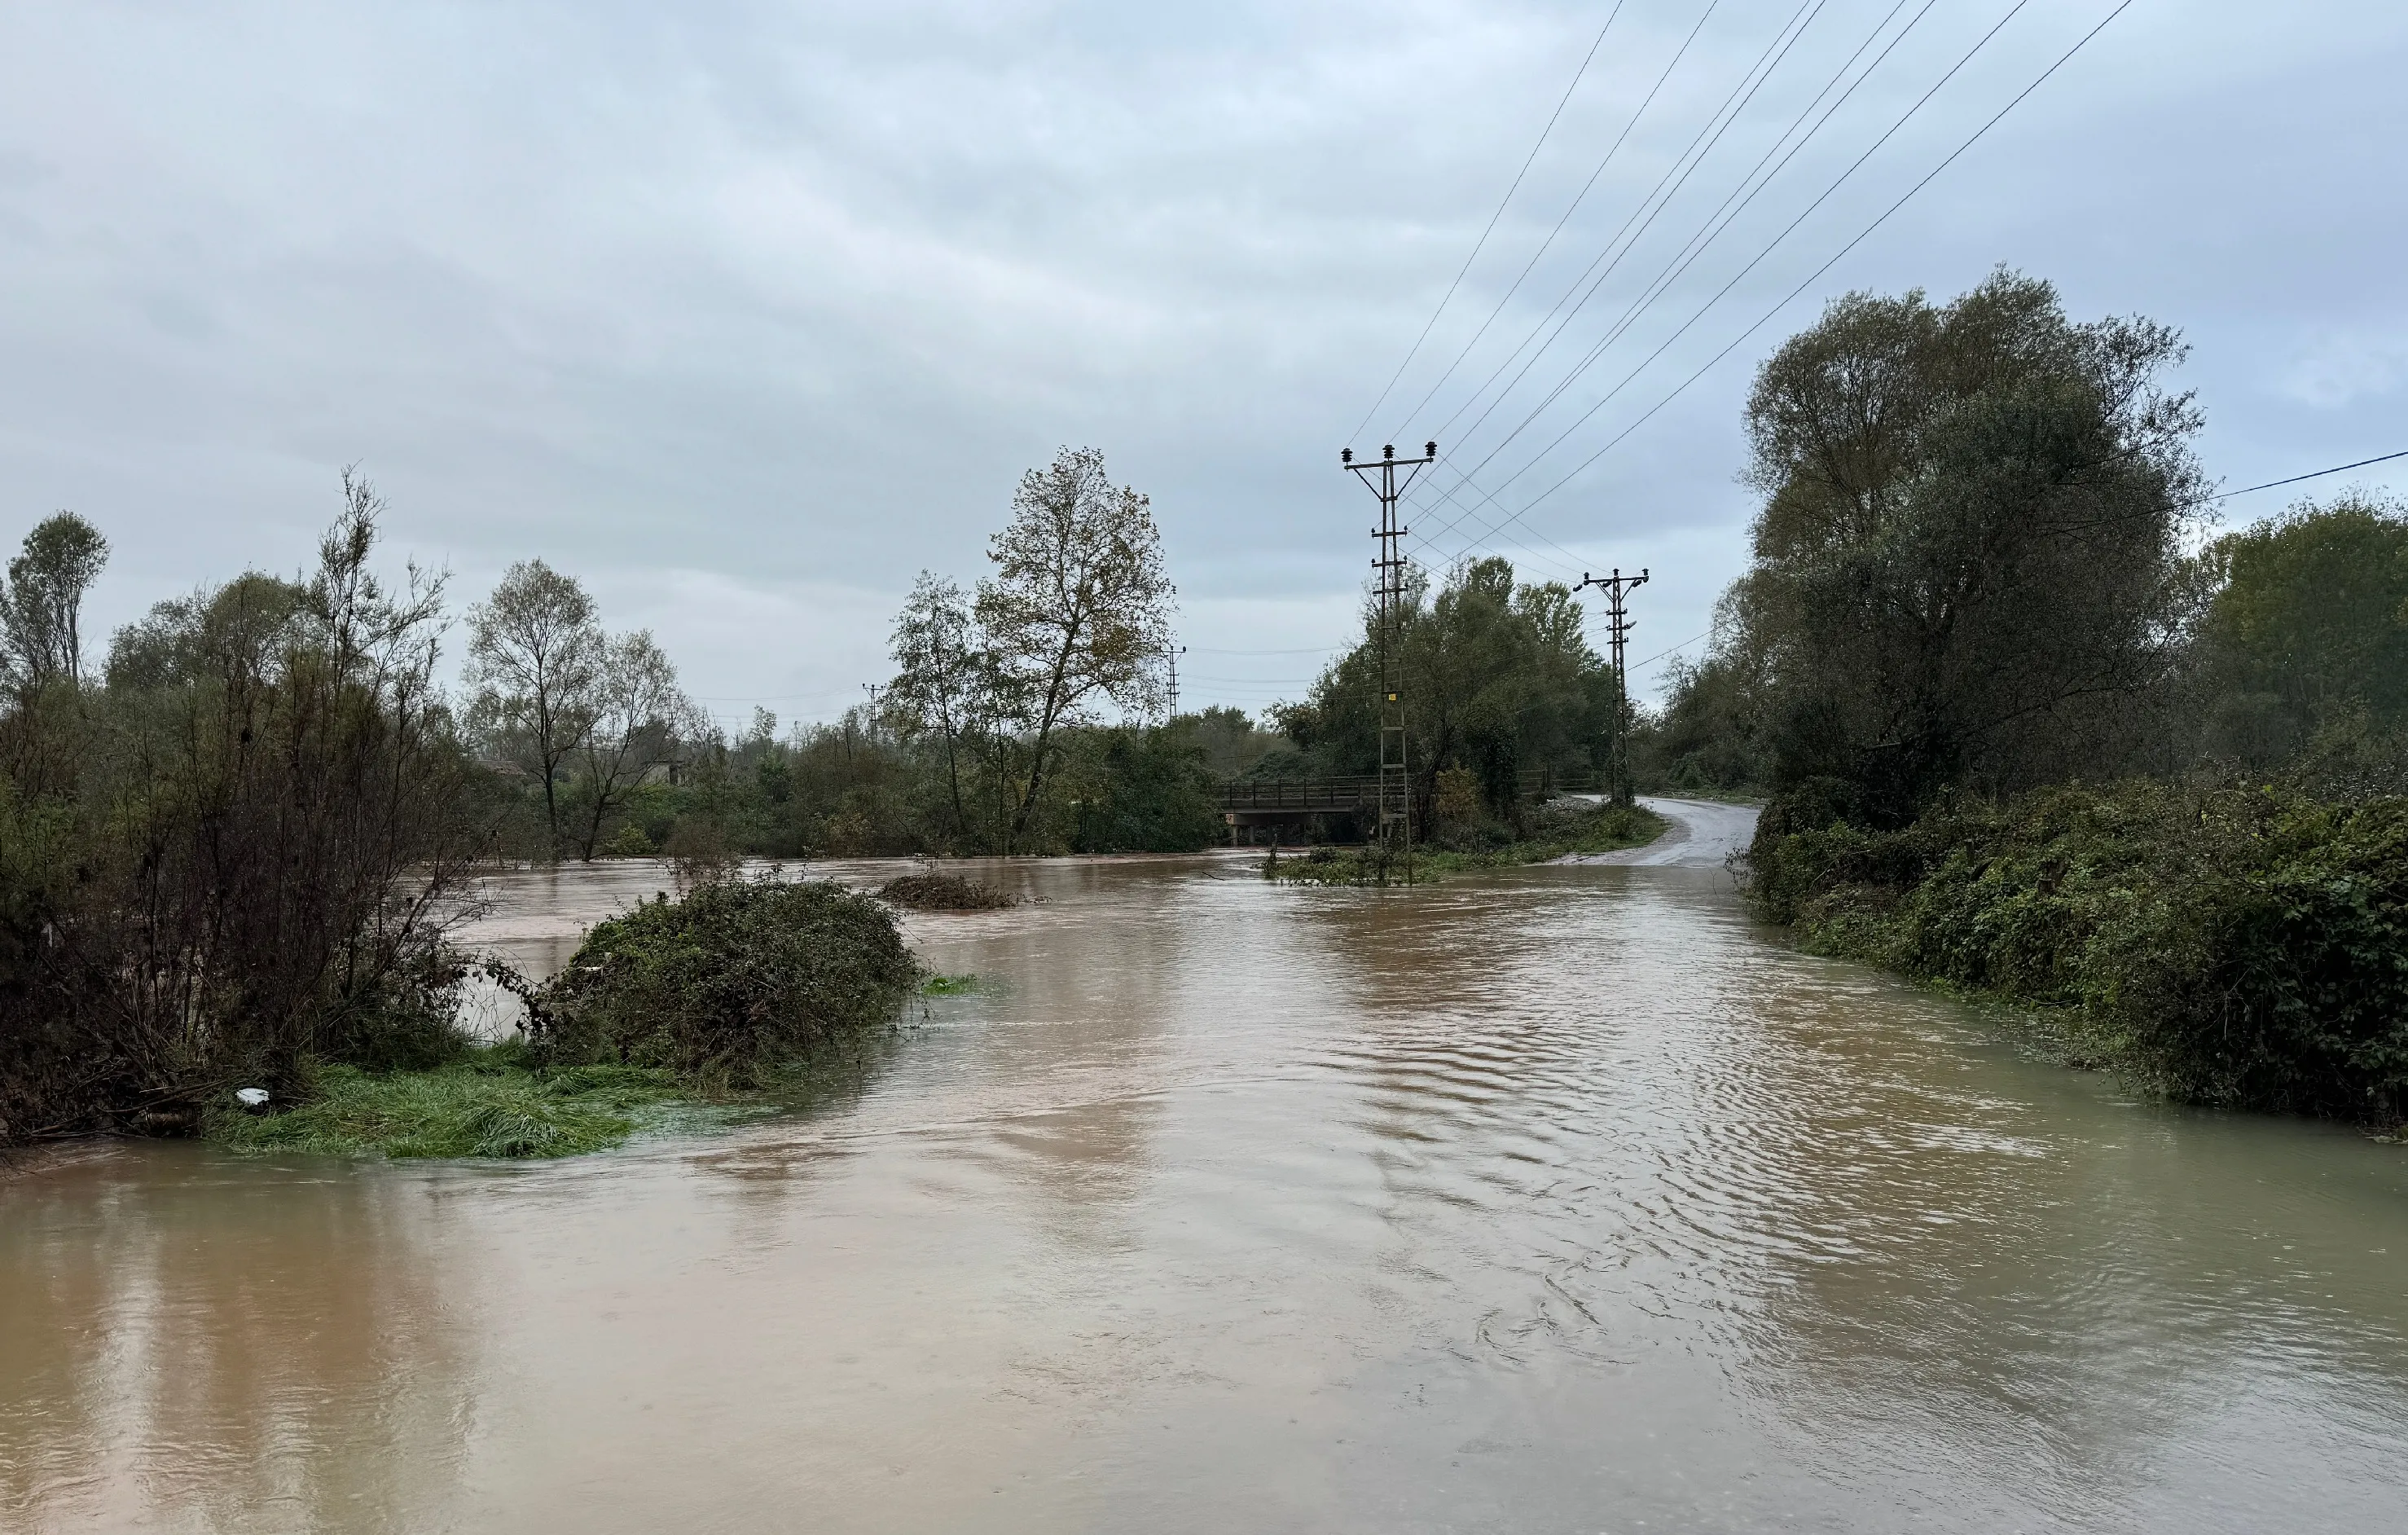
[920,974,982,996]
[1267,802,1668,886]
[206,1050,688,1159]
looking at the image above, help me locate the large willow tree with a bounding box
[1728,269,2204,824]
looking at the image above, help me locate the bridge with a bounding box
[1217,776,1372,838]
[1215,772,1602,841]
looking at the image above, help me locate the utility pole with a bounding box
[1167,644,1185,719]
[1575,567,1648,807]
[1342,440,1437,883]
[851,682,883,773]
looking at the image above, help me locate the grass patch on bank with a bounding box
[1268,801,1666,885]
[921,974,982,996]
[207,1049,687,1159]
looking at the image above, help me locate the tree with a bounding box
[2194,492,2408,764]
[466,560,602,858]
[974,447,1173,851]
[1283,557,1610,828]
[886,572,997,848]
[1,512,108,690]
[3,475,485,1140]
[570,629,700,860]
[1731,269,2204,823]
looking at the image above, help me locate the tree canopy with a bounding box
[1701,270,2206,823]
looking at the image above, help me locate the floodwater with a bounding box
[4,802,2405,1533]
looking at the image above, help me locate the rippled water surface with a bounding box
[5,840,2405,1533]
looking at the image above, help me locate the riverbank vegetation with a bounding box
[206,1053,687,1159]
[1649,269,2408,1125]
[529,876,918,1089]
[0,446,1179,1148]
[211,873,919,1158]
[0,479,490,1146]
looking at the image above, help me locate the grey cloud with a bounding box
[2,0,2405,714]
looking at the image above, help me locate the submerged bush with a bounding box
[534,876,918,1087]
[879,872,1016,910]
[1750,781,2408,1123]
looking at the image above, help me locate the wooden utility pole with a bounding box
[1342,441,1436,882]
[1576,568,1648,807]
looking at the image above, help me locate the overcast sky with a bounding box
[3,0,2403,728]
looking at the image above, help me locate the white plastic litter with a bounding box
[234,1087,270,1111]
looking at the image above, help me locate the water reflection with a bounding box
[0,1148,483,1534]
[3,850,2403,1533]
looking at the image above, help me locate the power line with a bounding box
[1348,2,1630,442]
[1402,0,1944,569]
[1632,629,1712,671]
[1441,0,2135,555]
[1433,0,2042,548]
[1422,0,1851,452]
[1404,0,1977,564]
[1435,0,1941,487]
[1404,460,1593,581]
[1382,0,1726,442]
[2212,450,2408,501]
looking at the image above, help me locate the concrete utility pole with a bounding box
[1342,441,1437,882]
[1167,644,1185,719]
[1576,568,1648,807]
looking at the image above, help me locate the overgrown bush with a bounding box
[533,876,918,1087]
[879,872,1016,910]
[1750,781,2408,1123]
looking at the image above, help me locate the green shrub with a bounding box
[534,876,919,1087]
[1750,781,2408,1123]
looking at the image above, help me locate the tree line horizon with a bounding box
[4,264,2404,1141]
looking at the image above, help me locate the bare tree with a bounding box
[466,560,602,857]
[571,629,700,860]
[0,512,108,690]
[975,447,1172,851]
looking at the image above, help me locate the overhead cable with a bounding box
[2210,450,2408,501]
[1347,2,1631,442]
[1504,0,2138,529]
[1438,0,1941,483]
[1423,0,1852,452]
[1430,0,2041,548]
[1378,0,1727,442]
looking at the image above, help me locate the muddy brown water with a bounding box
[4,804,2405,1533]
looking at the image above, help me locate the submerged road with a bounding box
[1554,793,1759,867]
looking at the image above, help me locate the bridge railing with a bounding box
[1215,776,1375,811]
[1217,770,1603,810]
